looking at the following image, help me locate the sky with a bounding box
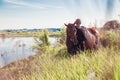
[0,0,120,29]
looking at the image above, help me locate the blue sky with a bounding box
[0,0,120,29]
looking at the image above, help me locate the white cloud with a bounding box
[4,0,63,9]
[4,0,45,9]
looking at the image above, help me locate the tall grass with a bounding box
[114,61,120,80]
[1,29,120,80]
[32,29,50,52]
[5,45,119,80]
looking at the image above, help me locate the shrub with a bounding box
[58,28,66,44]
[100,31,120,48]
[33,29,50,52]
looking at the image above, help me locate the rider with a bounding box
[74,18,81,29]
[73,18,85,29]
[73,18,85,51]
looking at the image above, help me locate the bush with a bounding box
[100,31,120,48]
[58,28,66,44]
[33,29,50,52]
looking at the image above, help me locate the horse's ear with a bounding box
[94,26,97,29]
[64,23,68,27]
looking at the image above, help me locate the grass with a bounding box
[0,30,64,38]
[0,29,120,80]
[1,45,120,80]
[114,62,120,80]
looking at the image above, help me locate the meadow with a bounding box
[0,28,120,80]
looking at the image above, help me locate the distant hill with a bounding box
[2,28,61,32]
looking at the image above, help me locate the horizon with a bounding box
[0,0,120,29]
[1,27,62,30]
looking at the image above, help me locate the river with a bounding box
[0,37,57,68]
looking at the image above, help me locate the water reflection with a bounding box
[0,37,36,68]
[0,37,57,68]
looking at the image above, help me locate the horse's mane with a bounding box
[76,28,86,41]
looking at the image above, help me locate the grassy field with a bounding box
[0,31,63,38]
[0,29,120,80]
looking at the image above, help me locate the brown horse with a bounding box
[87,27,100,46]
[81,27,100,50]
[65,23,100,54]
[64,23,78,54]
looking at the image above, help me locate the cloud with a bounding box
[4,0,45,9]
[4,0,63,9]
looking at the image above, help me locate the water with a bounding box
[0,37,57,68]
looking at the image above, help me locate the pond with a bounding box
[0,37,57,68]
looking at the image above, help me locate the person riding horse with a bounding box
[65,19,100,54]
[74,18,81,29]
[74,19,85,29]
[73,18,100,51]
[73,19,86,51]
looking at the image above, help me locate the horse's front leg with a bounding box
[71,42,78,55]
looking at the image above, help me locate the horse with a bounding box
[81,27,100,50]
[87,27,100,47]
[72,26,100,51]
[75,27,86,51]
[65,23,100,54]
[65,23,87,54]
[64,23,78,54]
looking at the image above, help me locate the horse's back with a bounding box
[87,27,100,49]
[81,27,100,50]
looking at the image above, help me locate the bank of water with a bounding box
[0,37,57,68]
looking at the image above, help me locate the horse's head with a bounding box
[64,23,78,45]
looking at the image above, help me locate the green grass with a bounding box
[0,30,65,38]
[2,44,120,80]
[1,30,120,80]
